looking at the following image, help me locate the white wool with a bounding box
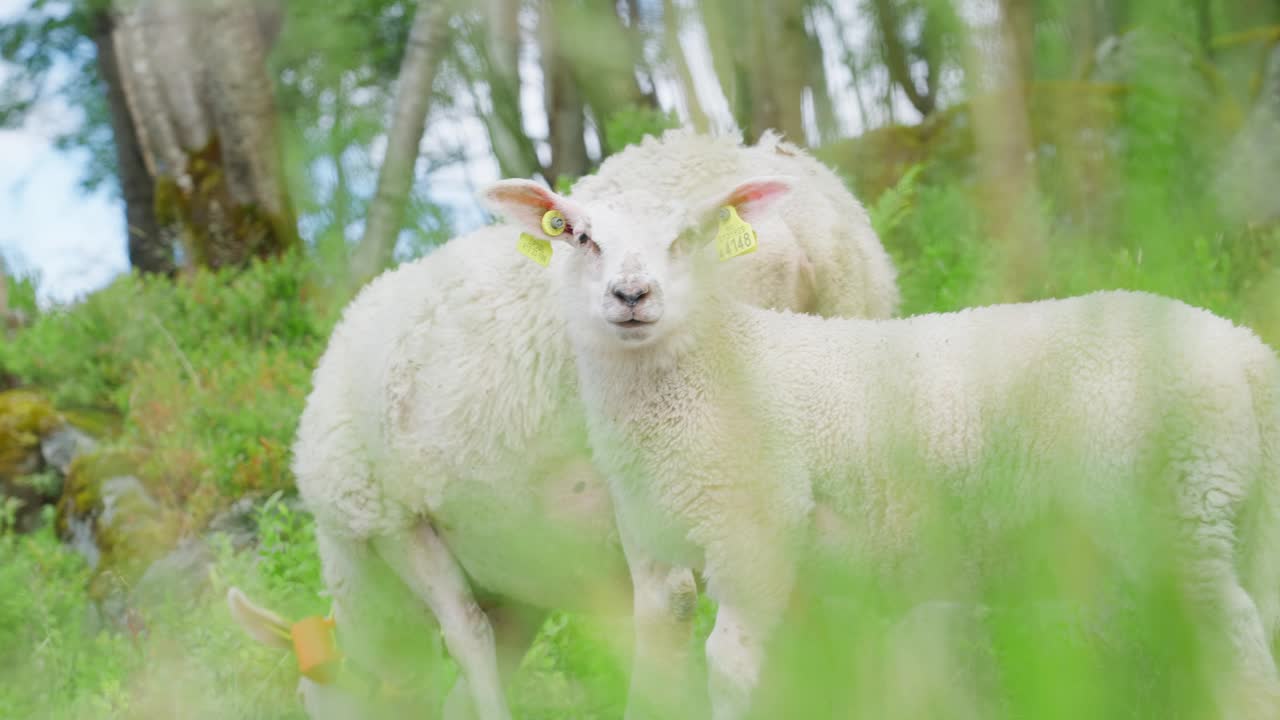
[579,290,1280,585]
[565,282,1280,717]
[491,161,1280,718]
[287,131,900,719]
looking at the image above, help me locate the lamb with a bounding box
[481,174,1280,720]
[231,130,901,720]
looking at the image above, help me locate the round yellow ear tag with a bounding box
[541,209,566,236]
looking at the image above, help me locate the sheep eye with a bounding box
[578,234,599,254]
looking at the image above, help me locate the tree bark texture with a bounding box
[108,0,298,271]
[90,7,172,275]
[540,0,589,184]
[700,0,811,143]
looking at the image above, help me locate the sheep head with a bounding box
[481,176,793,352]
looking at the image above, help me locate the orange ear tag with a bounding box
[291,615,341,684]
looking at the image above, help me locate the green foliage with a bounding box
[868,163,924,239]
[0,252,335,408]
[3,265,38,318]
[254,492,323,604]
[0,511,318,719]
[0,0,117,194]
[603,105,681,155]
[1,253,347,522]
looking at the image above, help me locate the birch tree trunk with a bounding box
[662,0,709,131]
[351,0,449,283]
[751,0,807,143]
[476,0,542,179]
[541,0,589,184]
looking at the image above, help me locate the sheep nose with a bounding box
[611,283,650,307]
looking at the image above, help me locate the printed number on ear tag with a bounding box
[517,232,554,267]
[716,206,757,261]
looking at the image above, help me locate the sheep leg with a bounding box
[703,530,795,720]
[442,601,545,720]
[313,527,449,717]
[1181,547,1280,720]
[374,522,512,720]
[618,534,699,720]
[1165,455,1279,720]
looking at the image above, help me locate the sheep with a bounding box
[480,173,1280,720]
[239,130,901,720]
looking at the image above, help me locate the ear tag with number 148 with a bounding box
[716,206,757,261]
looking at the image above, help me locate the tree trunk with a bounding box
[662,0,709,131]
[110,0,298,271]
[352,0,449,283]
[999,0,1035,90]
[620,0,661,109]
[870,0,936,116]
[89,8,172,275]
[701,0,753,135]
[202,0,298,261]
[969,0,1045,300]
[805,3,839,143]
[477,0,542,179]
[753,0,809,144]
[540,0,589,185]
[558,0,656,156]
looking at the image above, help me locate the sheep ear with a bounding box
[227,587,295,651]
[480,179,583,241]
[697,176,793,227]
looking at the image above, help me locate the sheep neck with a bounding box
[569,293,747,441]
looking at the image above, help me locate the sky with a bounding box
[0,0,127,306]
[0,127,128,307]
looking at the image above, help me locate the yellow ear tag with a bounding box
[541,209,566,236]
[517,232,553,267]
[715,206,757,261]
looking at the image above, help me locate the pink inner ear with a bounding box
[490,184,555,210]
[727,180,789,207]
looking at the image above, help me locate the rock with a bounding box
[206,495,263,552]
[40,425,98,476]
[1217,46,1280,226]
[0,390,62,530]
[133,536,215,607]
[56,467,179,592]
[0,390,58,478]
[64,509,100,569]
[98,475,159,529]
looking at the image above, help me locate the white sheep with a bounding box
[481,174,1280,720]
[231,130,900,720]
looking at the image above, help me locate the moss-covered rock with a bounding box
[55,449,181,602]
[0,390,59,476]
[0,390,64,530]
